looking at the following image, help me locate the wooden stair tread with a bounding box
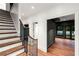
[0,15,11,17]
[0,45,24,56]
[0,32,17,34]
[0,17,10,19]
[0,14,11,18]
[0,28,16,30]
[0,13,11,18]
[0,19,12,22]
[0,9,10,14]
[0,22,13,24]
[17,52,27,56]
[0,40,21,47]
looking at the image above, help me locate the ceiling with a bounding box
[19,3,79,20]
[19,3,59,19]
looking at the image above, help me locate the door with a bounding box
[33,22,38,39]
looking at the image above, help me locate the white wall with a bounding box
[6,3,10,11]
[10,4,20,36]
[0,3,6,10]
[21,4,79,54]
[75,12,79,56]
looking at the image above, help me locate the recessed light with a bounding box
[19,17,21,19]
[22,13,24,16]
[31,6,35,9]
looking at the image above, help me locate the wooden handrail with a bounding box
[28,35,37,40]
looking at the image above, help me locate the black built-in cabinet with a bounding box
[47,19,74,48]
[56,20,74,40]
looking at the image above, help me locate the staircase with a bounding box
[0,9,26,56]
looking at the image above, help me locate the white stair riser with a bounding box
[0,19,12,22]
[0,21,13,22]
[0,30,16,33]
[0,26,14,29]
[0,42,22,52]
[0,38,20,44]
[0,34,17,38]
[0,23,14,25]
[0,16,11,18]
[0,27,15,29]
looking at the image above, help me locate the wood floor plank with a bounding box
[38,38,75,56]
[17,52,27,56]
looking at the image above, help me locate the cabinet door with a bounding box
[71,26,75,39]
[47,20,56,48]
[56,25,63,37]
[65,26,71,39]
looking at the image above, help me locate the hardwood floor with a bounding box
[18,38,75,56]
[38,38,75,56]
[17,52,27,56]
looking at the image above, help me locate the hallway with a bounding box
[38,38,75,56]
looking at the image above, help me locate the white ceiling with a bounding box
[19,3,59,19]
[19,3,79,20]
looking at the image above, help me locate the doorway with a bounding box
[33,22,38,39]
[47,14,75,56]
